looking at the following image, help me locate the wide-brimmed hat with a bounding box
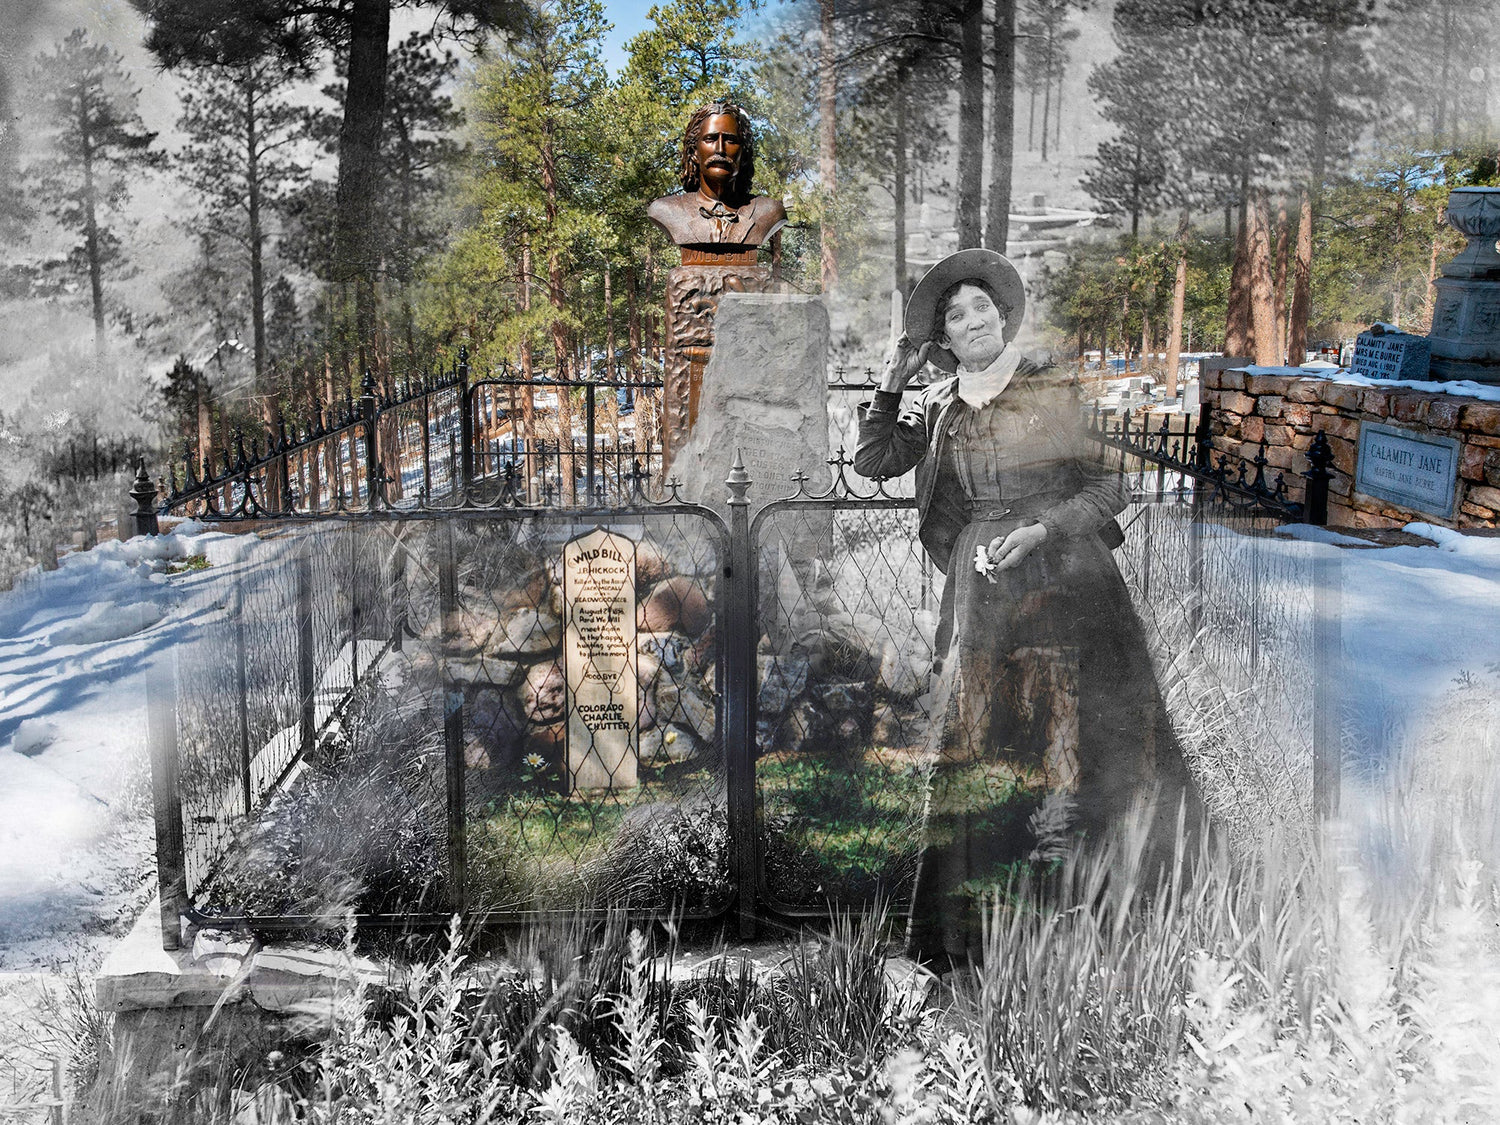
[906,248,1026,372]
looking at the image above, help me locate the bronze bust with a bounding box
[647,102,788,250]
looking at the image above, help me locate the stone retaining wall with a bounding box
[1202,366,1500,529]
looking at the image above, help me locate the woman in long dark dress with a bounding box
[853,249,1200,964]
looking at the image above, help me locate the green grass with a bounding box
[758,749,1047,905]
[165,553,211,574]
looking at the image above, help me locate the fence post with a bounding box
[585,380,597,502]
[127,459,159,538]
[297,540,317,759]
[1304,430,1333,526]
[145,618,186,950]
[724,452,757,939]
[349,524,360,689]
[1193,400,1213,471]
[234,574,253,817]
[361,371,380,507]
[458,346,474,493]
[421,385,432,500]
[439,524,467,912]
[1313,546,1342,819]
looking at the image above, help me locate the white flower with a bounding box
[974,543,998,582]
[523,753,545,769]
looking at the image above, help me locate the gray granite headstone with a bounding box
[674,292,832,511]
[1355,421,1460,518]
[1182,379,1201,415]
[1350,327,1432,381]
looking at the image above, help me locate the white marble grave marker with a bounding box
[562,527,638,792]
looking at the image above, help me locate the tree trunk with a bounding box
[1249,188,1278,367]
[626,265,641,380]
[1224,173,1254,357]
[1288,30,1335,359]
[1039,46,1052,163]
[79,118,105,358]
[603,256,615,381]
[521,239,536,456]
[1289,188,1313,363]
[955,0,985,249]
[1165,210,1189,396]
[334,0,391,373]
[1272,198,1289,365]
[894,76,908,293]
[818,0,838,290]
[246,71,266,389]
[985,0,1016,252]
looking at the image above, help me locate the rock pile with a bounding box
[404,532,720,795]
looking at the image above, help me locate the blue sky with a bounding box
[600,0,659,76]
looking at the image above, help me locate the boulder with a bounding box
[654,675,717,744]
[468,687,527,767]
[639,631,690,675]
[491,606,562,657]
[871,703,903,748]
[640,576,712,636]
[634,540,676,589]
[758,650,811,716]
[640,723,701,765]
[811,679,872,720]
[778,698,833,754]
[878,638,930,701]
[522,660,566,724]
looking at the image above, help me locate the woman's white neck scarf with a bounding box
[956,343,1021,409]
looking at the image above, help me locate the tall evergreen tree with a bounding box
[25,30,162,357]
[177,54,309,397]
[130,0,527,370]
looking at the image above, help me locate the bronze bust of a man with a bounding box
[647,102,788,250]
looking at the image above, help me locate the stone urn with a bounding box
[1441,187,1500,279]
[1428,187,1500,382]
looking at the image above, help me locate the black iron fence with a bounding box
[143,380,1341,947]
[156,354,665,520]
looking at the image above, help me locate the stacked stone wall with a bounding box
[1202,367,1500,529]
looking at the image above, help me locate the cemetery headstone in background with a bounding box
[1350,324,1432,381]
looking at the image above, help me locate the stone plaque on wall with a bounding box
[562,527,638,793]
[1350,326,1432,381]
[1355,421,1460,519]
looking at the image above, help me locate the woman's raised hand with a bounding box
[879,334,931,394]
[878,286,930,394]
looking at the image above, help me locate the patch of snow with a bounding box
[1402,522,1500,562]
[1237,364,1500,402]
[199,534,257,567]
[1272,524,1371,548]
[11,719,58,758]
[48,600,165,646]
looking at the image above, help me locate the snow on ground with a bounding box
[0,522,265,970]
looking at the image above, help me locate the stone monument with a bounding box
[673,292,833,512]
[1428,186,1500,384]
[648,102,788,474]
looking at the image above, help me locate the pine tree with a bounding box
[25,30,163,357]
[177,53,309,401]
[131,0,527,370]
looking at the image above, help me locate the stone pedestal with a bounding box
[661,248,775,477]
[1428,187,1500,385]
